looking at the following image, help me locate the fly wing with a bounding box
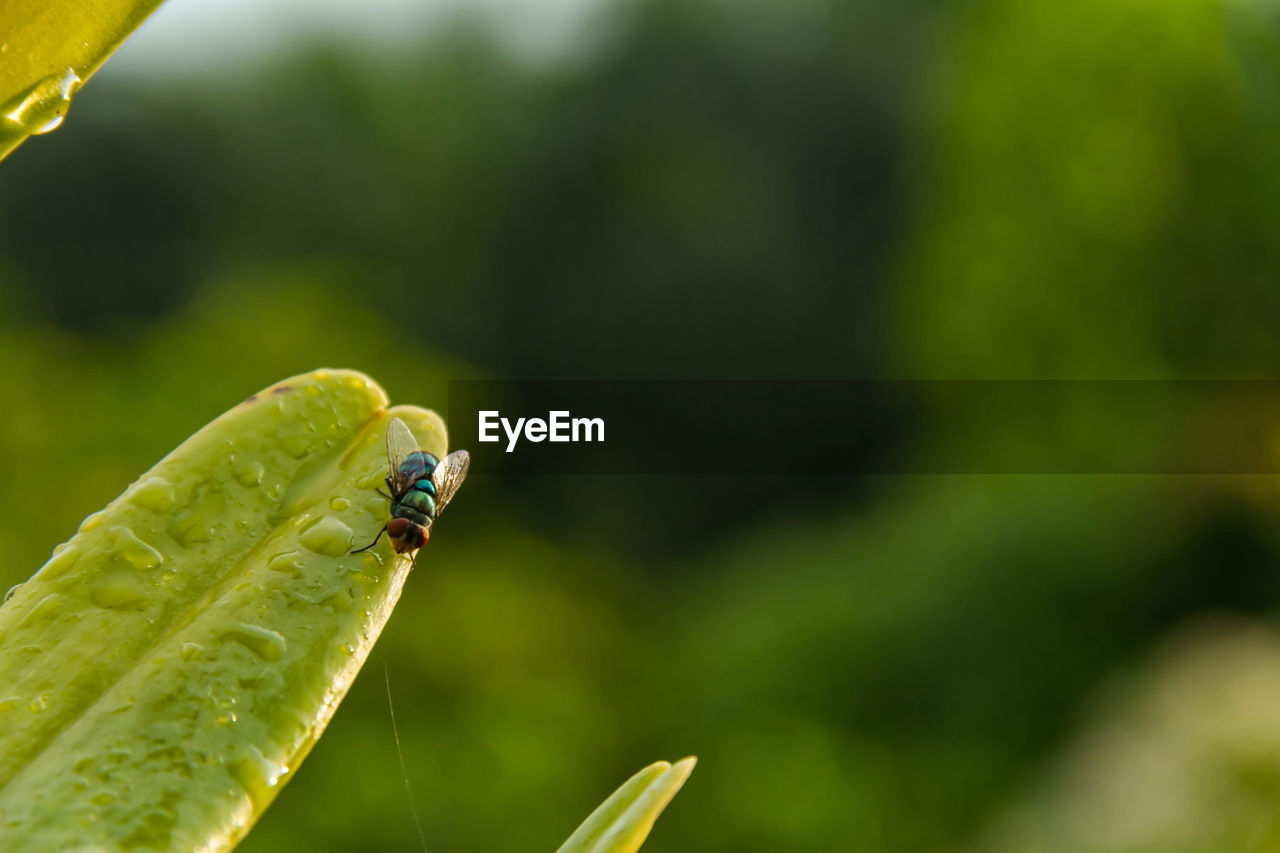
[430,449,471,517]
[384,417,422,495]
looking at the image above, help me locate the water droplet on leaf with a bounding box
[180,642,206,661]
[109,526,163,571]
[219,623,287,660]
[232,459,265,487]
[127,476,176,512]
[228,745,288,808]
[267,551,304,575]
[299,515,353,556]
[1,68,80,138]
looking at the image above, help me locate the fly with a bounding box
[353,417,470,554]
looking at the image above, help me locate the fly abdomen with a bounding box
[396,489,437,521]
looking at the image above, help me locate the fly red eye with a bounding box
[386,518,411,538]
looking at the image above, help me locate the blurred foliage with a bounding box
[902,0,1280,377]
[5,0,1280,850]
[969,618,1280,853]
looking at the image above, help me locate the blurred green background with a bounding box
[7,0,1280,850]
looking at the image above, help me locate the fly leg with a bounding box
[352,524,388,553]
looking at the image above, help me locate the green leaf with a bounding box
[0,0,168,161]
[557,757,697,853]
[0,369,453,851]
